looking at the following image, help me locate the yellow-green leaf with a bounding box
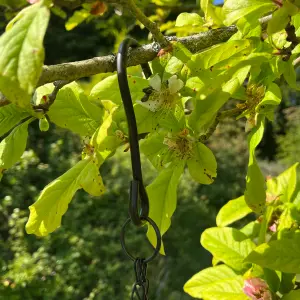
[26,157,105,236]
[184,265,247,300]
[0,118,31,171]
[216,196,252,227]
[48,82,103,136]
[0,3,50,108]
[244,116,266,214]
[146,162,185,254]
[187,142,217,184]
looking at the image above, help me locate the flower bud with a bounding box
[243,278,272,300]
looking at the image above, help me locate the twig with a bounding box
[125,0,169,48]
[33,80,71,112]
[198,107,244,143]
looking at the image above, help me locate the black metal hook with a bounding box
[117,37,152,226]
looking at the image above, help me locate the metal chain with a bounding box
[131,258,149,300]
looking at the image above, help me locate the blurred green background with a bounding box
[0,1,299,299]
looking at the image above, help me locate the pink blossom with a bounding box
[27,0,39,4]
[269,223,277,232]
[243,278,272,300]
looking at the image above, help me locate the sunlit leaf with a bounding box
[175,13,203,27]
[146,161,185,254]
[244,116,266,214]
[0,2,50,108]
[26,157,105,236]
[201,227,255,272]
[216,196,252,227]
[48,82,103,136]
[246,234,300,273]
[267,163,299,203]
[184,265,247,300]
[0,118,31,171]
[187,142,217,184]
[89,74,148,105]
[0,104,30,137]
[223,0,275,26]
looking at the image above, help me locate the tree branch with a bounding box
[38,26,237,86]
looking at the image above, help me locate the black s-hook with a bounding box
[117,38,162,299]
[117,38,151,227]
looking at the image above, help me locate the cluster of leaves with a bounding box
[185,163,300,300]
[0,0,300,299]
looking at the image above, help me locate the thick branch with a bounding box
[38,26,237,86]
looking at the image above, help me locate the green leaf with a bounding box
[146,162,185,254]
[282,290,300,300]
[292,14,300,37]
[216,196,252,227]
[0,104,30,137]
[245,116,266,214]
[26,157,105,236]
[201,227,255,271]
[283,61,299,89]
[267,7,290,35]
[190,40,251,70]
[0,3,50,108]
[140,132,172,170]
[256,82,282,115]
[201,0,224,26]
[175,13,203,27]
[65,9,90,31]
[277,206,295,231]
[240,221,261,238]
[279,273,296,294]
[91,103,121,165]
[0,118,31,171]
[187,142,217,184]
[184,265,247,300]
[246,234,300,273]
[267,163,299,203]
[189,65,250,133]
[263,268,280,293]
[258,206,274,244]
[223,0,275,26]
[162,57,184,81]
[89,74,148,105]
[48,82,103,136]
